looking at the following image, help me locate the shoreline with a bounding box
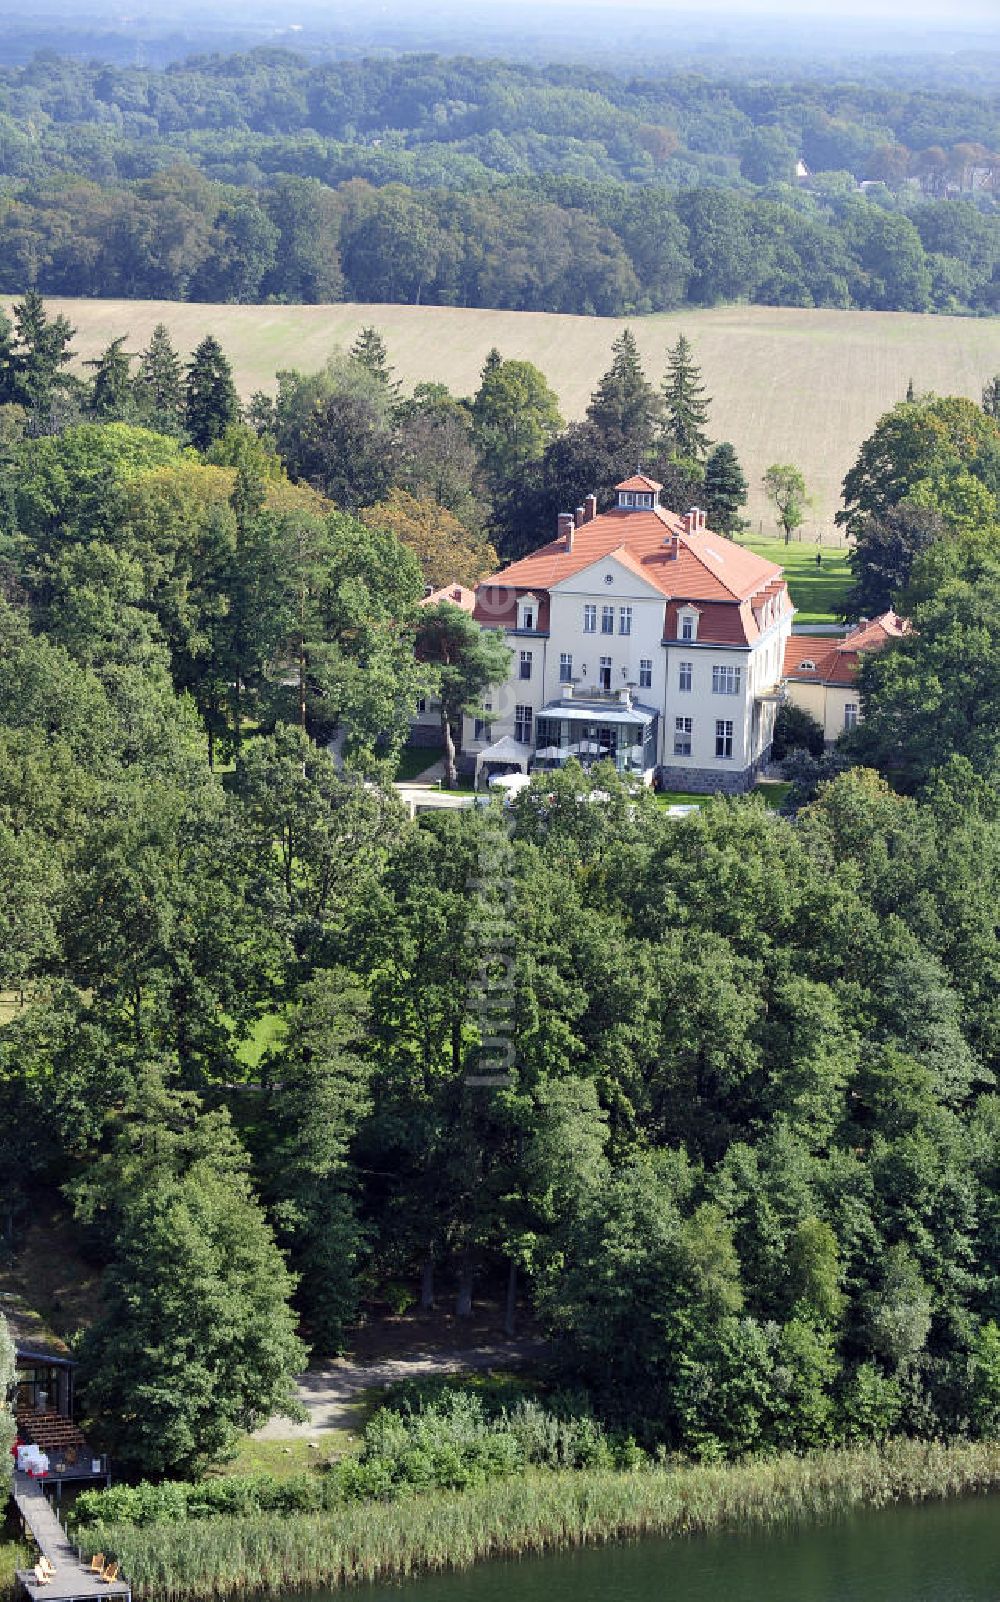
[74,1437,1000,1602]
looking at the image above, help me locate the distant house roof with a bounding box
[783,611,907,686]
[421,583,477,613]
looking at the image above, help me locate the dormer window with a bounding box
[518,594,537,631]
[678,607,699,643]
[798,658,816,671]
[615,476,662,511]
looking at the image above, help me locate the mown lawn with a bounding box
[207,1432,359,1481]
[753,781,793,810]
[654,789,711,807]
[654,783,791,810]
[394,744,439,782]
[741,534,851,625]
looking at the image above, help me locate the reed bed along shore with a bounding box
[84,1438,1000,1602]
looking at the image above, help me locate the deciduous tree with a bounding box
[415,602,511,787]
[763,463,810,542]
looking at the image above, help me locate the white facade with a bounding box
[463,549,793,791]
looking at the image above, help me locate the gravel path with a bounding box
[256,1338,550,1440]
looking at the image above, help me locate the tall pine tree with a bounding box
[661,333,712,461]
[185,334,240,451]
[587,328,660,459]
[137,323,185,428]
[350,326,399,399]
[703,442,748,534]
[87,336,134,420]
[8,291,75,418]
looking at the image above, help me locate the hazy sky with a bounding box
[524,0,997,19]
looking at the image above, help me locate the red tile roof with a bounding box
[783,612,906,686]
[421,582,477,613]
[616,473,663,492]
[480,505,785,606]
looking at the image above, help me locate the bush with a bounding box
[772,701,826,762]
[70,1387,635,1530]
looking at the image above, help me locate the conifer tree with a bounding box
[587,327,660,457]
[983,374,1000,420]
[136,323,185,426]
[86,336,134,419]
[185,334,240,451]
[480,346,503,384]
[661,333,712,460]
[350,325,399,398]
[8,291,75,417]
[703,441,749,534]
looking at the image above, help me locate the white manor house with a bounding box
[456,475,796,792]
[412,474,900,792]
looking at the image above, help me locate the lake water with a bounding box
[343,1493,1000,1602]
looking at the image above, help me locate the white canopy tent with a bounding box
[474,734,532,787]
[488,771,532,795]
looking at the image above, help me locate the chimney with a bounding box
[685,507,706,535]
[574,505,586,528]
[557,511,574,549]
[584,493,597,523]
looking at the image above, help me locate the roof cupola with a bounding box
[615,473,662,511]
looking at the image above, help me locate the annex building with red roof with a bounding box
[782,612,907,741]
[462,477,796,793]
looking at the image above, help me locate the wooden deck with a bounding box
[12,1473,130,1602]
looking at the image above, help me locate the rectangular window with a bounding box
[715,719,734,759]
[844,702,859,731]
[583,604,597,634]
[601,605,615,635]
[681,615,694,641]
[519,650,532,681]
[559,652,573,683]
[473,717,492,742]
[520,604,534,631]
[619,606,633,636]
[416,696,427,714]
[679,661,692,692]
[639,658,652,690]
[514,705,533,744]
[712,665,742,696]
[674,717,693,757]
[599,656,612,691]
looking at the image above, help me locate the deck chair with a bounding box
[99,1562,120,1585]
[37,1558,55,1577]
[89,1554,106,1574]
[32,1565,51,1586]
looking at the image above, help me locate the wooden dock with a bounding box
[12,1473,130,1602]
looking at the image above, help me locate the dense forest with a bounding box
[0,51,998,312]
[4,291,1000,1483]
